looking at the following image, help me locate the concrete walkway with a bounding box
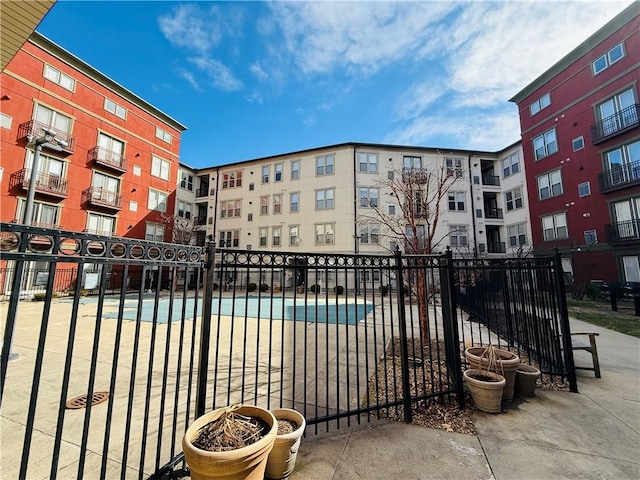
[290,318,640,479]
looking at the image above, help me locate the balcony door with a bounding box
[97,133,124,164]
[16,200,59,227]
[599,89,635,135]
[34,104,72,135]
[25,151,65,189]
[92,172,120,203]
[613,197,640,238]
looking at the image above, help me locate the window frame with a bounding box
[155,126,172,144]
[502,153,520,178]
[359,187,379,208]
[508,223,527,246]
[592,42,625,75]
[572,136,585,152]
[261,165,270,183]
[533,128,558,160]
[447,191,466,211]
[505,187,523,211]
[316,154,335,176]
[104,98,126,119]
[290,192,300,213]
[449,225,469,247]
[177,200,192,219]
[578,181,591,197]
[151,155,170,180]
[87,212,117,236]
[541,213,568,241]
[315,222,335,245]
[358,152,378,173]
[43,64,75,92]
[222,170,242,189]
[274,163,283,182]
[537,169,563,200]
[529,93,551,116]
[220,199,242,218]
[316,188,335,210]
[180,170,194,191]
[147,188,168,212]
[291,160,300,180]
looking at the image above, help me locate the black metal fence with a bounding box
[0,223,575,479]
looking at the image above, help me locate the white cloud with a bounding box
[394,79,446,120]
[158,4,221,54]
[178,69,202,92]
[250,63,269,81]
[189,56,243,92]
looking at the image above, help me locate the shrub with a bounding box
[33,292,58,301]
[309,284,320,293]
[334,285,344,295]
[213,283,219,291]
[247,282,257,292]
[379,285,389,296]
[585,283,602,300]
[259,283,269,292]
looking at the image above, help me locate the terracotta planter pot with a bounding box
[182,405,278,480]
[515,364,541,397]
[266,409,306,479]
[463,369,506,413]
[464,347,520,401]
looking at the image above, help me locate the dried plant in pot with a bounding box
[266,408,306,479]
[463,345,507,413]
[182,404,278,480]
[464,344,520,401]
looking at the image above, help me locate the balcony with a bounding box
[487,242,506,254]
[402,168,429,184]
[597,159,640,192]
[591,104,639,144]
[484,208,504,219]
[606,219,640,243]
[17,119,75,154]
[82,186,123,211]
[482,175,500,186]
[88,146,127,173]
[195,187,209,198]
[11,169,68,198]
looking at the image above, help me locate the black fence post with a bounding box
[393,248,413,423]
[440,248,465,408]
[196,240,216,418]
[554,249,578,393]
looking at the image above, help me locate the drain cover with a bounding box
[66,391,109,409]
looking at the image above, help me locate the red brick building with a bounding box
[510,4,639,286]
[1,32,186,242]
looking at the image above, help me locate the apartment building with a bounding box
[0,32,187,241]
[510,3,639,284]
[176,142,531,288]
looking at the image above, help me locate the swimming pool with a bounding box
[95,295,374,325]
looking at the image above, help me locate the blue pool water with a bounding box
[82,295,374,324]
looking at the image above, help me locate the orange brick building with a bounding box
[0,32,186,242]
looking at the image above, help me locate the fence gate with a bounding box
[0,223,205,479]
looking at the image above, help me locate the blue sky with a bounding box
[37,0,632,168]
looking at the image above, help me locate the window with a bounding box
[180,170,194,190]
[87,212,115,235]
[248,213,253,222]
[360,224,379,244]
[91,171,120,203]
[448,191,465,211]
[272,226,282,247]
[104,98,126,119]
[316,154,334,176]
[537,169,563,200]
[359,187,379,208]
[359,152,378,173]
[316,189,334,210]
[145,222,164,242]
[612,197,640,239]
[445,158,463,177]
[584,230,598,245]
[403,156,422,169]
[274,163,283,182]
[406,224,426,242]
[291,160,300,180]
[259,227,268,247]
[129,201,137,212]
[262,165,270,183]
[290,192,299,212]
[249,183,254,191]
[96,133,125,167]
[529,93,551,116]
[505,187,523,211]
[25,150,65,179]
[502,153,520,177]
[449,226,468,247]
[578,181,591,197]
[315,223,335,245]
[260,195,269,215]
[533,128,558,160]
[1,112,11,130]
[597,88,636,136]
[16,199,59,227]
[133,165,141,176]
[389,205,396,215]
[34,104,72,134]
[155,127,172,143]
[219,230,240,248]
[542,213,568,241]
[622,255,640,282]
[273,194,282,214]
[289,225,299,246]
[604,140,640,186]
[222,170,242,189]
[592,43,624,75]
[177,200,192,219]
[572,136,584,151]
[508,223,527,246]
[220,200,241,218]
[151,155,170,180]
[43,64,75,91]
[147,189,167,212]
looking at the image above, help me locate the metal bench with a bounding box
[570,332,601,378]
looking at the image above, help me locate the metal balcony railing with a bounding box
[194,216,207,226]
[195,187,209,198]
[597,159,640,192]
[482,175,500,186]
[17,119,75,153]
[402,168,430,184]
[487,242,506,253]
[83,186,123,210]
[11,169,68,197]
[606,219,640,243]
[484,208,504,219]
[591,104,639,144]
[88,146,127,172]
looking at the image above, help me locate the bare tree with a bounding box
[358,159,463,341]
[160,213,198,245]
